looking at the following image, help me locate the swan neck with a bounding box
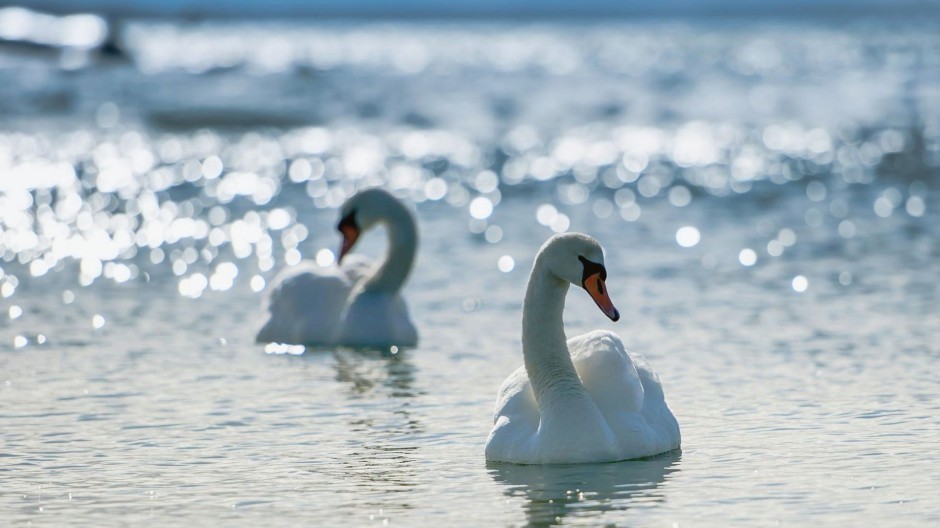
[364,207,417,293]
[522,261,585,410]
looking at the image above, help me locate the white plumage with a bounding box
[485,233,679,464]
[256,189,418,349]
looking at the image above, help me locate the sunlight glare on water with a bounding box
[0,17,938,528]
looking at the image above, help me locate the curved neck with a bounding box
[363,207,417,293]
[522,259,586,411]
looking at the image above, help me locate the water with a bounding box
[1,17,939,526]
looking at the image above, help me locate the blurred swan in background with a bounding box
[485,233,680,464]
[256,188,418,349]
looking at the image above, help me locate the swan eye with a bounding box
[577,255,607,287]
[337,209,358,232]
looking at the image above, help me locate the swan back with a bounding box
[569,331,644,414]
[570,330,679,458]
[256,262,356,346]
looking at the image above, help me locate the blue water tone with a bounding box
[1,18,938,526]
[18,0,940,17]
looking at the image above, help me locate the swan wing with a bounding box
[570,330,681,457]
[569,330,644,414]
[256,262,356,346]
[630,351,681,451]
[492,365,538,426]
[485,365,539,462]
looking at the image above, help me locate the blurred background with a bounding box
[1,1,938,526]
[0,0,937,288]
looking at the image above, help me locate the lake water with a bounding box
[1,17,939,527]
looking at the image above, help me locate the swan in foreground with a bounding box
[256,188,418,348]
[485,233,680,464]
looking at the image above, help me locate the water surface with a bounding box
[1,18,939,527]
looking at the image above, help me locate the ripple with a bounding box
[0,17,938,528]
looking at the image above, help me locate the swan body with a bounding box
[256,188,418,348]
[485,233,680,464]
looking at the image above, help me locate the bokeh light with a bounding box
[497,255,515,273]
[791,275,808,293]
[738,249,757,267]
[676,226,701,248]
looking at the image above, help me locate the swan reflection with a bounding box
[327,348,424,499]
[489,452,680,527]
[332,347,421,399]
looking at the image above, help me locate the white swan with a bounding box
[485,233,680,464]
[256,188,418,348]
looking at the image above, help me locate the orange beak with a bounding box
[338,224,360,263]
[584,272,620,321]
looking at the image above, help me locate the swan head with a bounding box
[540,233,620,322]
[336,188,404,262]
